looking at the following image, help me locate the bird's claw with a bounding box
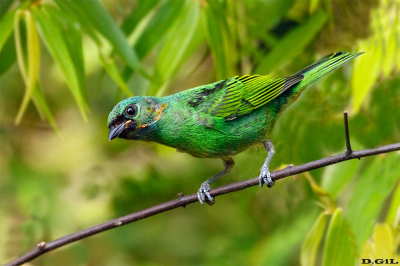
[259,167,275,188]
[197,182,215,205]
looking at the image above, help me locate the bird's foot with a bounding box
[259,166,275,188]
[197,182,215,205]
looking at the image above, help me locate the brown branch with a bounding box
[5,114,400,266]
[343,111,352,155]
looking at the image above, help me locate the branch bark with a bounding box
[5,113,400,266]
[343,111,353,155]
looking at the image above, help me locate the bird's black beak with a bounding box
[109,123,125,141]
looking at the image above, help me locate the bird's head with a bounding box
[107,97,165,141]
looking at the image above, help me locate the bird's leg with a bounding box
[197,157,234,205]
[259,140,275,188]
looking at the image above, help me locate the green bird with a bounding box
[108,52,361,205]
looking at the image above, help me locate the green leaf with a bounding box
[149,0,202,96]
[53,0,101,45]
[304,173,335,213]
[251,212,317,265]
[99,50,132,97]
[121,0,161,35]
[322,208,356,266]
[247,0,294,37]
[203,0,232,79]
[381,6,399,77]
[32,5,89,121]
[309,0,320,13]
[386,183,400,224]
[14,10,41,124]
[0,32,16,76]
[372,224,395,258]
[32,84,60,135]
[0,0,14,19]
[361,240,374,262]
[61,13,88,105]
[346,153,400,248]
[351,40,382,113]
[321,160,359,198]
[0,7,16,52]
[321,141,362,198]
[133,0,185,57]
[301,213,328,266]
[255,11,327,74]
[122,0,186,82]
[69,0,147,77]
[361,223,396,260]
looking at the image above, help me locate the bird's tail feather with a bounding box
[294,51,362,90]
[274,52,362,116]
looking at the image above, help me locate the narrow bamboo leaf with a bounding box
[251,213,316,265]
[382,7,398,77]
[0,8,15,52]
[397,21,400,69]
[247,0,294,38]
[202,0,231,79]
[99,50,132,97]
[154,9,204,96]
[351,40,382,113]
[14,10,41,124]
[70,0,147,77]
[14,10,27,80]
[32,84,60,135]
[60,10,88,106]
[154,21,205,97]
[321,160,359,198]
[0,1,30,50]
[40,4,89,106]
[53,0,101,45]
[121,0,161,35]
[301,213,328,266]
[321,141,362,198]
[32,6,88,121]
[134,0,185,57]
[255,11,327,74]
[346,154,400,249]
[26,13,40,95]
[304,173,335,213]
[15,11,40,124]
[322,208,356,266]
[361,241,374,261]
[309,0,320,13]
[0,32,16,76]
[149,0,201,95]
[0,0,14,19]
[386,184,400,223]
[122,0,186,82]
[372,224,394,258]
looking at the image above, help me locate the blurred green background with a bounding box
[1,0,400,265]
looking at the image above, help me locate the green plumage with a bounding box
[108,52,361,203]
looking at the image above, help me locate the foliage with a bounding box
[0,0,400,265]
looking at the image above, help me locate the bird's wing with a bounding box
[196,74,303,120]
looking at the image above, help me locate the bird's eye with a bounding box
[125,104,137,117]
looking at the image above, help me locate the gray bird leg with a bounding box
[197,157,234,205]
[259,140,275,188]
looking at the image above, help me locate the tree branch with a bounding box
[5,113,400,266]
[343,111,353,155]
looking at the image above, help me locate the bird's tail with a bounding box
[274,52,362,116]
[293,51,362,91]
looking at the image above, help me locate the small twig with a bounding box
[5,115,400,266]
[343,111,352,155]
